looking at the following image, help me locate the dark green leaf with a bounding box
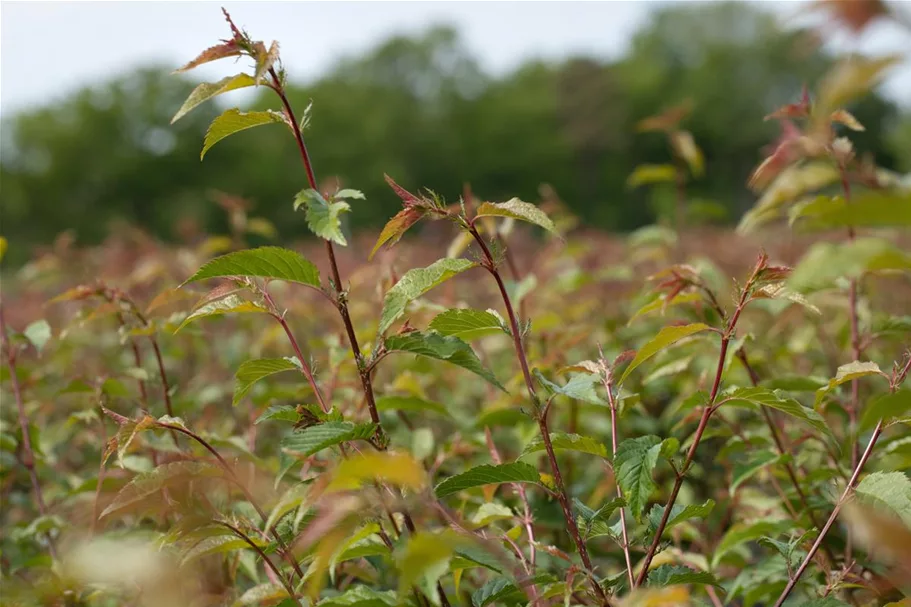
[722,387,831,438]
[647,565,721,588]
[182,246,321,289]
[429,308,506,340]
[233,358,299,405]
[375,395,450,418]
[860,389,911,431]
[614,436,662,520]
[520,433,608,459]
[281,422,377,457]
[435,462,540,499]
[384,331,504,391]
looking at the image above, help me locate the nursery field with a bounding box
[2,6,911,607]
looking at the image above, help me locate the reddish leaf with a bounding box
[175,42,242,73]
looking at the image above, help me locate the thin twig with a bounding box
[220,521,301,605]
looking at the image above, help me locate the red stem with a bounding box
[0,303,58,560]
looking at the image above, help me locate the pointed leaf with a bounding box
[435,462,540,499]
[175,42,242,73]
[614,435,663,520]
[575,497,626,539]
[520,433,608,459]
[24,320,51,354]
[429,308,506,340]
[647,565,720,588]
[175,294,268,333]
[722,386,831,438]
[815,361,887,406]
[181,534,263,565]
[618,323,711,385]
[255,405,300,425]
[384,330,504,391]
[182,246,320,288]
[201,108,287,159]
[788,237,911,292]
[327,453,427,493]
[533,370,604,405]
[475,199,559,237]
[648,499,716,536]
[379,259,476,334]
[171,74,257,124]
[254,41,280,84]
[281,422,377,457]
[860,389,911,431]
[712,520,792,567]
[317,586,397,607]
[101,462,223,518]
[233,358,299,405]
[369,208,426,260]
[731,450,783,496]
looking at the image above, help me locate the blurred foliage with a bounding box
[2,2,908,265]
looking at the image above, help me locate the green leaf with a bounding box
[471,502,515,527]
[294,189,352,246]
[384,330,504,391]
[171,74,257,124]
[24,320,51,354]
[731,450,783,496]
[182,246,321,289]
[533,370,604,405]
[712,520,792,568]
[855,471,911,527]
[814,361,887,407]
[475,199,559,237]
[614,436,663,520]
[797,599,851,607]
[429,308,506,340]
[233,358,299,405]
[788,237,911,292]
[627,164,677,188]
[472,578,516,607]
[618,323,711,385]
[722,387,831,438]
[629,292,703,323]
[379,258,476,334]
[647,565,721,588]
[101,461,223,518]
[201,108,287,159]
[860,389,911,431]
[648,499,716,536]
[233,583,289,607]
[375,395,450,418]
[281,422,377,457]
[789,191,911,231]
[520,433,608,459]
[435,462,540,499]
[175,294,268,333]
[255,405,301,425]
[575,497,626,539]
[396,531,460,603]
[336,189,366,200]
[317,586,398,607]
[369,208,427,260]
[181,534,263,565]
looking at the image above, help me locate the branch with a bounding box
[219,521,301,606]
[467,224,609,606]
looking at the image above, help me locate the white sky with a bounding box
[1,1,909,117]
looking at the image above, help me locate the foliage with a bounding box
[2,5,911,607]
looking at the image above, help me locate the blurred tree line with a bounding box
[2,2,909,256]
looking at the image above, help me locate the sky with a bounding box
[1,1,910,118]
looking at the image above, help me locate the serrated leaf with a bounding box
[171,74,257,124]
[628,164,677,188]
[648,499,716,536]
[712,520,792,568]
[255,405,300,425]
[24,320,51,354]
[327,453,427,493]
[472,578,516,607]
[630,292,703,323]
[731,450,783,496]
[175,42,242,73]
[520,433,608,459]
[435,462,540,499]
[379,258,476,334]
[317,586,398,607]
[860,389,911,431]
[182,246,320,288]
[254,41,280,84]
[614,435,663,520]
[201,108,286,159]
[533,370,604,405]
[475,199,559,237]
[175,294,268,333]
[233,358,299,405]
[618,323,711,385]
[369,208,427,260]
[232,583,289,607]
[384,330,504,391]
[375,395,450,417]
[281,422,377,457]
[722,386,831,437]
[294,189,352,246]
[101,461,223,518]
[855,471,911,527]
[112,415,157,467]
[575,497,626,539]
[647,565,720,588]
[788,237,911,292]
[815,361,887,407]
[429,308,506,340]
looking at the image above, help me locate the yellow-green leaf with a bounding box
[171,74,257,124]
[618,323,711,385]
[201,108,287,159]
